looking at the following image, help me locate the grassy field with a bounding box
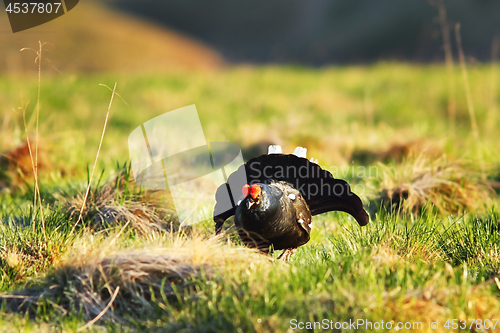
[0,63,500,332]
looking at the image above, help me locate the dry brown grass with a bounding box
[369,153,493,215]
[351,139,443,165]
[0,236,271,324]
[64,167,178,234]
[0,141,47,190]
[379,279,500,333]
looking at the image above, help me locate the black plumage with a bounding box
[214,151,369,259]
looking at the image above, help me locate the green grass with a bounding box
[0,63,500,332]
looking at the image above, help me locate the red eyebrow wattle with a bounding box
[242,184,250,197]
[250,184,261,199]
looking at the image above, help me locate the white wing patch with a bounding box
[309,157,318,164]
[268,145,283,154]
[298,219,304,224]
[287,193,296,200]
[237,199,242,206]
[293,146,307,158]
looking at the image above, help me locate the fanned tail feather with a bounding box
[214,147,369,232]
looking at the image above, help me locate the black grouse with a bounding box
[214,145,369,259]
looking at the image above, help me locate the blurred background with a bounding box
[110,0,500,64]
[1,0,500,175]
[1,0,499,73]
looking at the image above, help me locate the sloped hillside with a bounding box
[0,1,223,73]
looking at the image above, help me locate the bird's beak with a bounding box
[246,200,254,209]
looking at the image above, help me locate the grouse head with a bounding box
[242,184,262,209]
[238,183,284,224]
